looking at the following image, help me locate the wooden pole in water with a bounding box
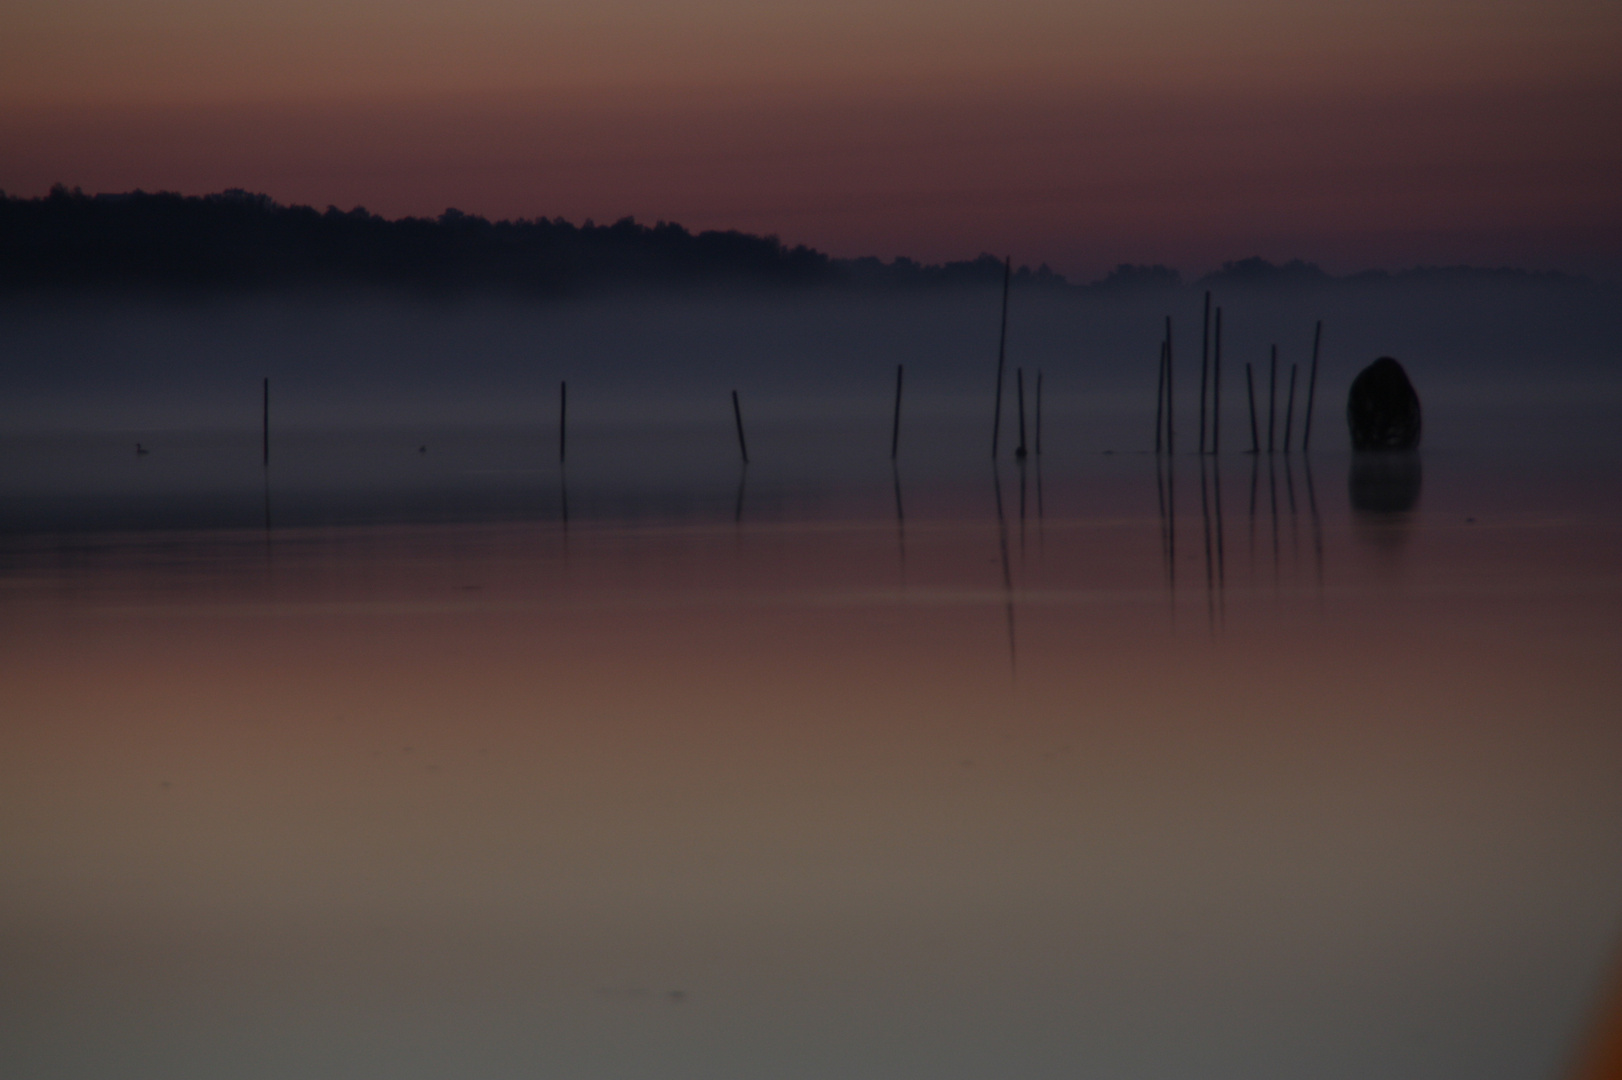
[991,255,1011,458]
[1267,345,1278,454]
[1199,291,1210,455]
[1212,307,1223,455]
[1035,369,1043,456]
[1245,362,1259,454]
[1015,368,1028,458]
[261,377,269,466]
[1165,316,1175,456]
[559,380,567,463]
[1303,320,1322,452]
[732,389,749,465]
[1155,340,1166,454]
[890,363,904,460]
[1284,362,1298,452]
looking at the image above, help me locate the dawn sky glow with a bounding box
[3,0,1619,276]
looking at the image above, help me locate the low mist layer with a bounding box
[2,269,1616,434]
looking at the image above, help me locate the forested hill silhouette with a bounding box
[0,186,1589,296]
[1,186,1063,295]
[0,187,840,293]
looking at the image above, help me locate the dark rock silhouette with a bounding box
[1347,357,1422,450]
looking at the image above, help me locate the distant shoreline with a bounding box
[0,186,1592,298]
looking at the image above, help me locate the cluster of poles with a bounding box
[264,258,1026,471]
[259,373,759,469]
[988,257,1043,462]
[254,271,1318,475]
[1156,292,1323,457]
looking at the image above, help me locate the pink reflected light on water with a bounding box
[2,503,1621,1078]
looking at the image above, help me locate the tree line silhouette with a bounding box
[0,185,1586,295]
[0,187,844,293]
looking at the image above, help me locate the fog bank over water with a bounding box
[3,273,1617,441]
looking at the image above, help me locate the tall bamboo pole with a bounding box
[991,256,1011,458]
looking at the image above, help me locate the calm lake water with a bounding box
[3,422,1621,1079]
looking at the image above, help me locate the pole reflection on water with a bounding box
[1156,450,1171,585]
[1198,452,1227,630]
[1285,453,1301,571]
[1213,457,1226,603]
[992,462,1017,673]
[261,463,273,535]
[1166,452,1177,597]
[1248,450,1259,575]
[891,461,906,571]
[1305,456,1324,590]
[1038,450,1051,528]
[1148,442,1435,622]
[1200,455,1216,631]
[1018,457,1028,559]
[1269,452,1281,585]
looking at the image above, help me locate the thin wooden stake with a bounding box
[1165,316,1175,456]
[1303,320,1322,452]
[732,389,749,465]
[1284,363,1298,452]
[559,380,567,463]
[1035,370,1043,456]
[991,255,1011,458]
[1212,307,1223,455]
[261,377,269,466]
[1155,340,1166,454]
[1245,362,1259,454]
[1015,368,1028,459]
[890,363,904,460]
[1267,345,1278,454]
[1199,291,1210,454]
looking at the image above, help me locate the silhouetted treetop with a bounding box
[1191,256,1583,292]
[1092,264,1183,291]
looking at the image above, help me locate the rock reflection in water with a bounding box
[1350,451,1422,566]
[1350,451,1423,515]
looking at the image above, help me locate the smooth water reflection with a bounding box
[2,451,1622,1080]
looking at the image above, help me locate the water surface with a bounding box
[3,434,1621,1079]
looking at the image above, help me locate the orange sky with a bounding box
[2,0,1620,276]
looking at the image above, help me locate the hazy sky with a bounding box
[3,0,1619,277]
